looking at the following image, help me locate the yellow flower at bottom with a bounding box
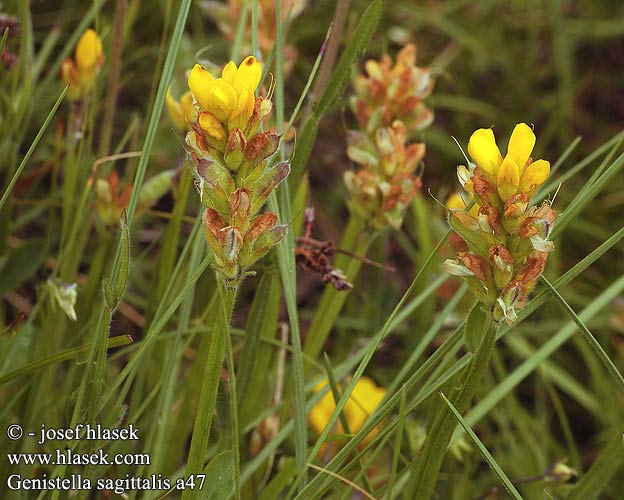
[307,376,386,452]
[344,377,386,446]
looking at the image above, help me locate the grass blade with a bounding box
[440,392,523,500]
[0,85,68,212]
[540,275,624,393]
[0,336,132,386]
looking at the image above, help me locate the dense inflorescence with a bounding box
[444,123,557,325]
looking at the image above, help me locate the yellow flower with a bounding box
[61,28,104,100]
[467,123,550,200]
[198,111,227,141]
[307,376,386,452]
[343,377,386,446]
[188,56,262,132]
[75,29,103,73]
[446,192,479,217]
[166,87,195,131]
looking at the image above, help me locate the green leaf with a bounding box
[238,273,281,427]
[0,239,45,294]
[281,219,624,499]
[114,210,131,304]
[290,0,383,187]
[202,450,235,499]
[315,0,384,115]
[464,302,490,354]
[183,284,237,500]
[440,392,523,500]
[385,386,407,500]
[405,318,497,499]
[290,114,319,189]
[0,86,68,212]
[258,458,298,500]
[459,273,624,436]
[101,278,115,311]
[0,336,133,386]
[541,276,624,393]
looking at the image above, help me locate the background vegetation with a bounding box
[1,0,623,498]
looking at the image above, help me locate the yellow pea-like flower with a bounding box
[448,122,556,325]
[232,56,262,94]
[187,56,262,133]
[497,155,520,201]
[198,111,227,141]
[307,376,386,451]
[518,158,550,194]
[446,192,480,217]
[221,61,239,85]
[468,123,549,199]
[188,64,215,109]
[507,123,536,169]
[343,378,386,446]
[61,28,104,100]
[467,128,502,177]
[166,87,196,131]
[75,29,103,73]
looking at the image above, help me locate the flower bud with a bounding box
[224,128,247,171]
[489,244,514,289]
[448,210,489,257]
[229,188,251,233]
[504,192,529,218]
[241,224,287,267]
[250,161,290,213]
[138,169,175,210]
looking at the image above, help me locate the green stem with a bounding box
[225,324,241,500]
[303,215,375,359]
[405,313,497,500]
[182,281,237,500]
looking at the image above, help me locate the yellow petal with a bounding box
[75,29,103,72]
[365,60,383,80]
[507,123,535,169]
[233,56,262,95]
[497,155,520,201]
[230,84,256,129]
[344,377,385,444]
[467,128,502,177]
[198,112,227,141]
[518,159,550,193]
[307,382,344,436]
[446,192,466,211]
[221,61,238,85]
[179,91,196,123]
[165,86,186,131]
[206,80,238,121]
[188,64,215,110]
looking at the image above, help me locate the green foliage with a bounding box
[1,1,623,499]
